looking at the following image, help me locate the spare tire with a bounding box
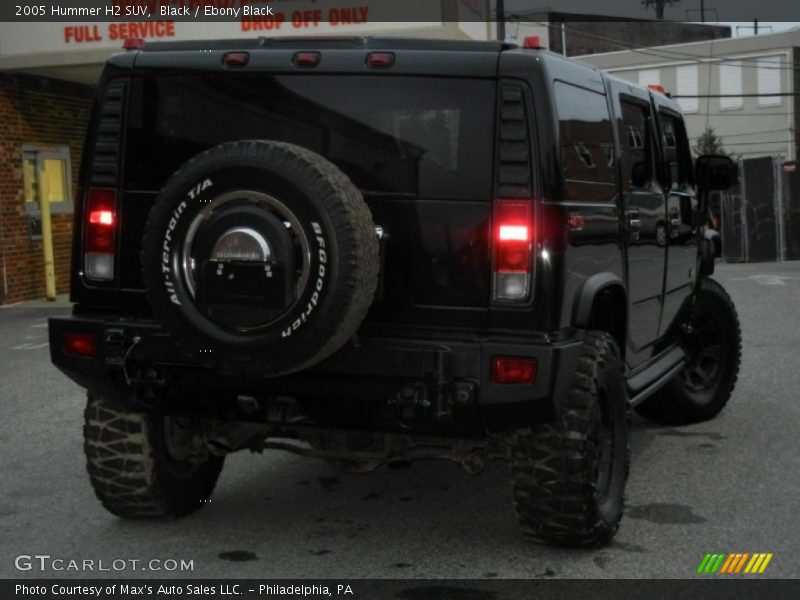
[141,141,379,376]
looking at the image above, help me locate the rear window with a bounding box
[125,75,495,200]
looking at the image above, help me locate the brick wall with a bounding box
[0,74,94,304]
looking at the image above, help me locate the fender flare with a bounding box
[572,272,626,329]
[700,229,721,276]
[704,228,721,257]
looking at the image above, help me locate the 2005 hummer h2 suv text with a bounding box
[49,37,741,547]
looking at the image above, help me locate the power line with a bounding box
[690,139,795,146]
[730,149,793,156]
[689,128,793,139]
[683,112,795,117]
[514,18,800,72]
[674,93,799,98]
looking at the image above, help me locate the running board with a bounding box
[627,346,685,407]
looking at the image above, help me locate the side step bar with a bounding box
[627,346,685,407]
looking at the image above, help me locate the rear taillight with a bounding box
[493,200,532,302]
[63,332,97,358]
[85,188,117,281]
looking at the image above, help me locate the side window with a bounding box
[619,101,653,191]
[659,112,693,190]
[554,82,617,202]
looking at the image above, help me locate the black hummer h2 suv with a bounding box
[49,37,741,547]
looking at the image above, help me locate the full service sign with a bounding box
[0,0,444,55]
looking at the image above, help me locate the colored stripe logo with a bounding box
[697,553,774,574]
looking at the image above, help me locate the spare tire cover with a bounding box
[141,140,379,376]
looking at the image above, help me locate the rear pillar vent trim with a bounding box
[497,83,533,199]
[90,80,127,188]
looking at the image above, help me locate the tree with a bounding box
[693,126,727,156]
[642,0,682,20]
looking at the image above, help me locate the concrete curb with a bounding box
[0,294,72,309]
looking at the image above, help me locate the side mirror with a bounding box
[695,155,738,192]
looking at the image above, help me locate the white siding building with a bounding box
[578,30,800,162]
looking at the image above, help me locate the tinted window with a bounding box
[659,112,693,189]
[554,82,617,202]
[620,101,653,190]
[125,75,494,200]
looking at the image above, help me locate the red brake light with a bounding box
[63,332,97,358]
[294,52,321,68]
[498,225,529,242]
[89,210,114,226]
[367,52,395,68]
[492,357,536,384]
[85,188,117,281]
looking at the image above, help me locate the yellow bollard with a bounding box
[38,181,57,301]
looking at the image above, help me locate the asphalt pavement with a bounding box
[2,261,799,579]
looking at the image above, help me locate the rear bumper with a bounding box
[49,314,581,418]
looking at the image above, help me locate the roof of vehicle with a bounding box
[140,36,514,53]
[113,37,519,79]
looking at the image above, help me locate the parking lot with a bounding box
[2,261,799,579]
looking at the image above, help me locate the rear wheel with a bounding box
[636,278,741,425]
[508,331,629,547]
[84,393,224,518]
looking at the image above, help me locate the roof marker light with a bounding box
[294,51,321,68]
[523,36,542,49]
[223,52,250,67]
[367,52,395,68]
[123,38,145,51]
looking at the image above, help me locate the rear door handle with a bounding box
[627,209,641,241]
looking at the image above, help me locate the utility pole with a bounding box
[700,0,705,22]
[642,0,682,20]
[496,0,506,41]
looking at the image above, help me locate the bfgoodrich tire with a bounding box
[84,393,224,519]
[635,278,741,425]
[141,141,379,376]
[508,331,629,547]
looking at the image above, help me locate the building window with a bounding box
[757,56,782,107]
[22,147,73,215]
[719,61,743,111]
[638,69,661,88]
[676,64,699,114]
